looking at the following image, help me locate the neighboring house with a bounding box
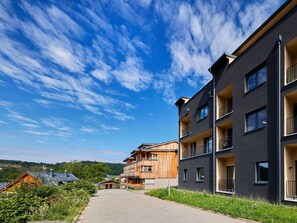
[175,0,297,204]
[121,140,178,189]
[98,180,118,189]
[1,170,78,192]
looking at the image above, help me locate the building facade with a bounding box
[121,141,178,189]
[176,0,297,203]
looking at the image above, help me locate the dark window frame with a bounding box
[245,65,267,92]
[190,142,196,156]
[245,107,267,132]
[197,104,208,121]
[196,167,205,182]
[183,169,188,182]
[204,136,213,153]
[256,162,268,183]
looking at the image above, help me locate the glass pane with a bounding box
[200,168,204,180]
[257,109,267,128]
[204,105,208,117]
[258,162,268,182]
[257,66,267,85]
[247,113,256,131]
[247,74,256,91]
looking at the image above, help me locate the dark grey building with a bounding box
[175,0,297,204]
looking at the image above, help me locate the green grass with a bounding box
[145,188,297,223]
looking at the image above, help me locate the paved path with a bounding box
[77,190,252,223]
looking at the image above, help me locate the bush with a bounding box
[63,180,97,195]
[0,182,93,223]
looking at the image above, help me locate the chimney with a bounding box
[50,169,53,177]
[64,170,68,177]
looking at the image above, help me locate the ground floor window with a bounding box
[256,162,268,183]
[196,167,204,182]
[183,169,188,181]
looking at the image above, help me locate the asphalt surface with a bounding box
[77,189,252,223]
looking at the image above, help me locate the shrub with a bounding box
[63,180,97,195]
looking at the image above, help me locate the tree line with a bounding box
[0,159,125,183]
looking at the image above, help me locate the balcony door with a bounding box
[226,166,234,191]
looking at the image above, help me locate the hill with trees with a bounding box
[0,159,125,183]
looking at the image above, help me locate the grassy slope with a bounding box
[146,188,297,223]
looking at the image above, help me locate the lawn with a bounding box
[145,188,297,223]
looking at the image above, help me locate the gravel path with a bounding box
[77,189,253,223]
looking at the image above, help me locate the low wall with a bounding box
[144,178,178,190]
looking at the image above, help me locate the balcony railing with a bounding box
[182,126,190,137]
[218,179,235,193]
[286,63,297,84]
[218,136,233,150]
[286,116,297,134]
[286,180,297,199]
[218,102,233,118]
[181,145,207,159]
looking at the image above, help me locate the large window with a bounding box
[196,167,204,181]
[190,142,196,156]
[256,162,268,183]
[183,169,188,181]
[246,108,266,132]
[198,104,208,121]
[246,66,267,92]
[204,136,212,153]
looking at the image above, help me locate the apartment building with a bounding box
[121,140,178,189]
[175,0,297,203]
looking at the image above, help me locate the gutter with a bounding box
[277,34,282,204]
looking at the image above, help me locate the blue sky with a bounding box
[0,0,284,163]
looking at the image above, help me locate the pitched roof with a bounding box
[29,171,78,186]
[0,182,8,190]
[1,170,79,191]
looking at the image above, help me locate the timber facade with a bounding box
[121,141,178,189]
[176,0,297,203]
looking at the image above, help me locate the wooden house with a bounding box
[98,180,119,189]
[0,170,78,192]
[121,140,178,189]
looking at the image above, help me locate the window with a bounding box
[256,162,268,183]
[190,142,196,156]
[151,154,158,160]
[204,136,213,153]
[246,66,267,92]
[246,108,266,132]
[198,104,208,121]
[183,169,188,181]
[143,166,152,172]
[196,167,204,181]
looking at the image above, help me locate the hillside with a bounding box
[0,159,125,182]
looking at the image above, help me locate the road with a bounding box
[77,190,252,223]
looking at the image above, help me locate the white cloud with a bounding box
[100,124,120,131]
[8,111,38,124]
[112,56,152,92]
[80,126,96,133]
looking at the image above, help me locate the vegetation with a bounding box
[146,188,297,223]
[0,181,96,223]
[0,159,125,183]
